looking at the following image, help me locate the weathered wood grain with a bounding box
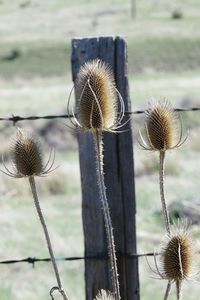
[71,36,140,300]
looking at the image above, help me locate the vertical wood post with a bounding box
[131,0,136,18]
[71,36,140,300]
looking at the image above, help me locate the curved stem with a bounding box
[163,281,171,300]
[94,131,120,300]
[29,176,69,300]
[159,151,171,234]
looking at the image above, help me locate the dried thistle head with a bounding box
[162,234,194,282]
[1,129,55,178]
[68,59,125,133]
[94,290,115,300]
[138,99,187,151]
[154,222,196,284]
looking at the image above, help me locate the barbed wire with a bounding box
[0,107,199,266]
[0,114,73,125]
[127,107,200,115]
[0,252,159,268]
[0,107,199,125]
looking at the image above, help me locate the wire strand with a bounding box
[0,252,160,267]
[0,107,199,124]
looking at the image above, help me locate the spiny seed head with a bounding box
[146,100,176,150]
[94,290,114,300]
[1,129,55,178]
[76,59,118,132]
[12,129,43,177]
[159,223,195,283]
[139,99,186,151]
[163,234,193,281]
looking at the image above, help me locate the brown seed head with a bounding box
[139,100,186,151]
[12,129,44,177]
[163,234,193,281]
[76,59,118,132]
[94,290,114,300]
[1,129,55,178]
[160,224,195,283]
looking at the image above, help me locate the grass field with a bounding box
[0,0,200,299]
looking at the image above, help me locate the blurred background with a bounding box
[0,0,200,299]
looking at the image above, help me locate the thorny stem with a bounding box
[29,176,69,300]
[94,131,121,300]
[163,281,171,300]
[176,280,182,300]
[160,152,173,300]
[159,151,171,234]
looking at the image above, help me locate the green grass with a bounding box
[128,38,200,75]
[1,0,200,80]
[0,287,14,300]
[1,37,200,79]
[0,42,71,79]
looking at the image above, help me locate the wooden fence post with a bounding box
[71,36,140,300]
[131,0,136,18]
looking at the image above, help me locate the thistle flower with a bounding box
[139,99,187,152]
[154,222,196,299]
[1,129,55,178]
[68,59,125,133]
[94,290,115,300]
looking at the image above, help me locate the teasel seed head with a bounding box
[69,59,125,133]
[138,99,187,152]
[155,222,196,284]
[163,234,193,282]
[1,129,55,178]
[94,290,115,300]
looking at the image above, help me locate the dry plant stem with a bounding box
[94,131,120,300]
[163,281,171,300]
[29,176,68,300]
[160,152,172,300]
[159,151,171,234]
[176,280,182,300]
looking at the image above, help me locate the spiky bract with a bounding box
[1,129,55,178]
[94,290,115,300]
[163,234,193,281]
[139,100,186,151]
[74,59,122,132]
[13,130,43,177]
[157,223,195,283]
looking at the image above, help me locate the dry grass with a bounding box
[1,0,200,44]
[0,77,72,115]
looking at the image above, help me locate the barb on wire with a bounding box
[0,252,160,267]
[0,107,199,125]
[0,114,73,125]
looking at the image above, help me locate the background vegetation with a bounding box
[0,0,200,299]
